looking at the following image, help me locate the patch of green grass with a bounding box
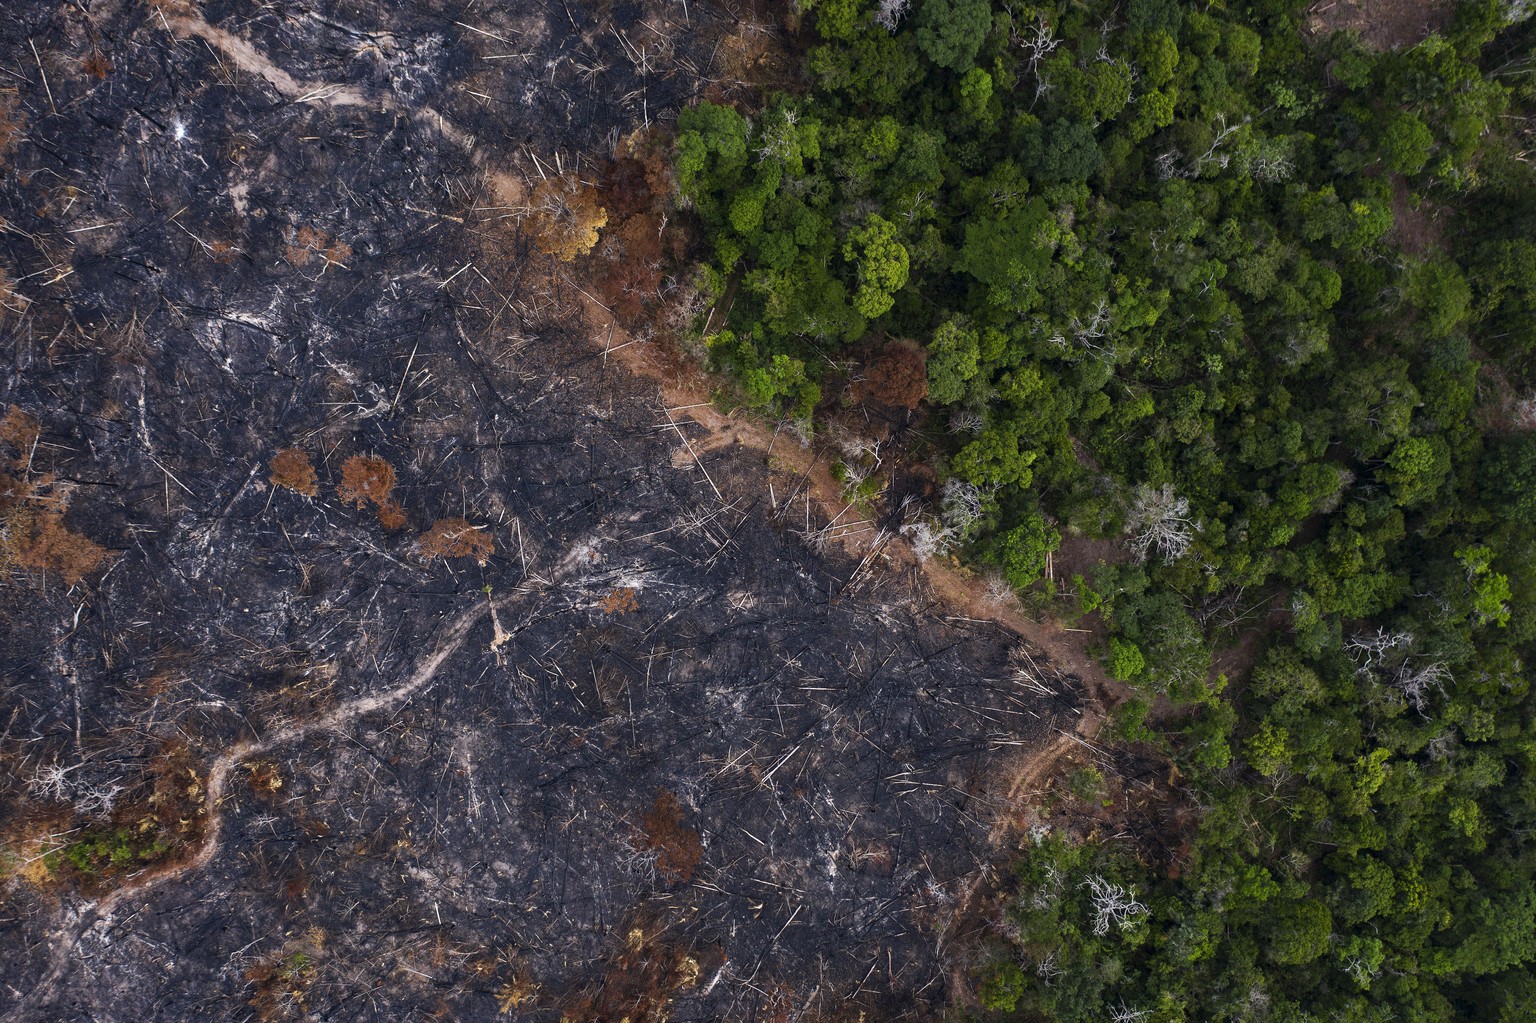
[58,827,169,874]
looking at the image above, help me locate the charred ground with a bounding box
[0,1,1084,1020]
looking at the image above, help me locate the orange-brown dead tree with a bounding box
[530,174,608,261]
[336,454,406,529]
[269,448,318,497]
[417,517,494,566]
[861,340,929,409]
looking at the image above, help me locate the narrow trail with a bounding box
[1,600,488,1023]
[569,287,1118,706]
[154,5,522,197]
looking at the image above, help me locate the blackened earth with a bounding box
[0,2,1079,1020]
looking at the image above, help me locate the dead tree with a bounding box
[1127,483,1195,563]
[875,0,911,32]
[1080,874,1148,937]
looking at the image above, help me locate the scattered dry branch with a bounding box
[0,263,29,320]
[0,92,26,164]
[245,929,325,1022]
[0,404,39,455]
[245,762,284,798]
[559,912,715,1023]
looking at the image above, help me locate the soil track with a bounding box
[1304,0,1455,49]
[573,288,1115,701]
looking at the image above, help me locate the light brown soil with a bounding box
[1304,0,1455,50]
[1387,173,1446,256]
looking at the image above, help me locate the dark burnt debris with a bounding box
[0,1,1079,1020]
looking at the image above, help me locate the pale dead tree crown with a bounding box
[1011,11,1060,75]
[1511,392,1536,428]
[875,0,910,32]
[1127,482,1196,563]
[1110,1002,1152,1023]
[1344,627,1415,674]
[25,760,124,818]
[1345,627,1451,714]
[901,514,953,562]
[1395,660,1452,715]
[1156,114,1249,180]
[940,477,986,537]
[1081,874,1148,937]
[949,407,985,435]
[1070,296,1118,361]
[901,478,988,561]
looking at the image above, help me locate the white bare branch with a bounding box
[940,478,986,538]
[1344,628,1415,674]
[874,0,911,32]
[901,516,954,561]
[948,408,985,435]
[1012,12,1060,76]
[1081,874,1148,937]
[1110,1002,1152,1023]
[1126,483,1196,563]
[1191,114,1247,174]
[1394,659,1451,715]
[25,760,124,819]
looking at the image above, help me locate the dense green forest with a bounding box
[670,0,1536,1019]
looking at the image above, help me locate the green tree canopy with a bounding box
[914,0,992,72]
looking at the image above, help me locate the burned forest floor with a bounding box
[0,2,1115,1020]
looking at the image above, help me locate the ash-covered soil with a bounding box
[0,2,1080,1020]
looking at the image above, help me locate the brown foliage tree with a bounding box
[81,51,113,80]
[600,587,639,614]
[269,448,317,497]
[336,455,406,529]
[601,156,654,219]
[283,225,351,270]
[637,791,703,883]
[530,174,608,261]
[862,340,929,408]
[0,404,39,465]
[417,517,494,566]
[594,213,665,321]
[4,507,113,585]
[0,406,113,585]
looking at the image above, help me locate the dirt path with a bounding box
[5,534,630,1023]
[154,4,522,200]
[0,598,492,1023]
[569,287,1118,705]
[1303,0,1454,49]
[156,0,1115,861]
